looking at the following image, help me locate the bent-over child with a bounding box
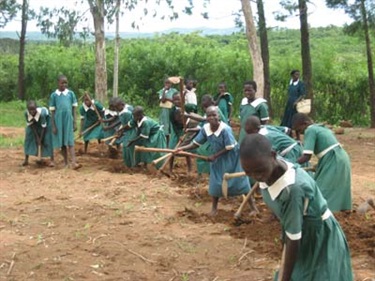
[292,113,352,212]
[240,134,353,281]
[49,75,81,169]
[22,100,54,167]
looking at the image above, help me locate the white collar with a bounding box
[290,79,299,86]
[119,105,131,115]
[27,107,42,122]
[55,89,69,96]
[203,121,225,137]
[258,127,268,136]
[137,116,147,127]
[82,100,96,112]
[105,109,117,116]
[240,97,267,107]
[259,161,296,201]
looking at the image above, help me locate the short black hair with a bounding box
[291,113,312,128]
[240,134,272,159]
[172,91,181,98]
[244,80,257,91]
[27,100,37,108]
[133,106,144,115]
[245,116,261,130]
[290,69,300,76]
[201,94,214,104]
[57,74,67,81]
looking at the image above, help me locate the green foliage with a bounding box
[0,0,21,28]
[0,26,372,126]
[0,100,26,127]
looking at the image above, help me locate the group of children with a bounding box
[23,75,354,280]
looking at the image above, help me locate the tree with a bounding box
[113,0,121,98]
[17,0,29,100]
[326,0,375,127]
[277,0,314,114]
[0,0,20,28]
[240,0,264,98]
[256,0,272,114]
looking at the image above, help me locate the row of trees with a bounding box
[0,0,374,126]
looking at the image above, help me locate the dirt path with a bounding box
[0,127,374,281]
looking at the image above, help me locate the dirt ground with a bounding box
[0,126,374,281]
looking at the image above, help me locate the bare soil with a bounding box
[0,126,374,281]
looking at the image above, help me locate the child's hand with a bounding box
[52,127,57,134]
[207,155,216,162]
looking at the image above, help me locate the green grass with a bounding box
[0,101,27,127]
[0,135,24,148]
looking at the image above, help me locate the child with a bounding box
[239,80,269,143]
[114,98,137,168]
[127,106,167,168]
[79,94,105,153]
[239,134,353,281]
[49,75,81,169]
[158,78,179,146]
[184,78,198,113]
[214,82,233,124]
[245,116,304,165]
[292,113,352,212]
[102,97,122,149]
[22,100,54,167]
[177,106,250,216]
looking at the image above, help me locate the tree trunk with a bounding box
[113,0,120,98]
[298,0,313,115]
[17,0,28,100]
[241,0,264,98]
[360,0,375,128]
[89,0,107,103]
[256,0,272,115]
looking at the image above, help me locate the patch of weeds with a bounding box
[181,273,190,281]
[0,135,24,148]
[176,241,197,254]
[228,255,237,264]
[140,192,147,203]
[194,202,202,208]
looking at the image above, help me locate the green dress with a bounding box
[281,80,305,128]
[102,109,122,145]
[260,162,353,281]
[24,107,53,157]
[134,116,167,166]
[49,89,78,148]
[303,124,352,212]
[118,105,138,167]
[239,97,269,143]
[259,125,303,164]
[79,100,104,141]
[158,87,178,137]
[214,92,234,121]
[168,106,184,149]
[196,107,229,175]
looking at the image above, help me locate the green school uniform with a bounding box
[24,107,53,157]
[79,100,104,141]
[259,125,303,164]
[158,87,178,136]
[260,162,353,281]
[118,105,138,167]
[239,97,269,143]
[214,92,234,121]
[134,116,167,166]
[303,124,352,212]
[49,89,78,148]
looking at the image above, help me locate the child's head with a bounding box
[114,98,125,112]
[292,113,312,134]
[83,93,92,107]
[206,106,220,127]
[243,80,257,100]
[57,75,68,91]
[173,108,183,125]
[290,69,300,82]
[201,94,214,111]
[108,97,117,111]
[185,79,194,91]
[245,116,261,134]
[132,106,144,122]
[218,82,227,93]
[164,78,172,90]
[240,134,276,183]
[27,100,37,116]
[172,92,181,107]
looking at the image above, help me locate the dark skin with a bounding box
[214,83,232,121]
[184,99,214,123]
[22,104,55,166]
[243,84,268,125]
[241,153,299,281]
[50,76,79,168]
[293,120,313,164]
[161,81,174,103]
[176,106,229,216]
[126,108,144,148]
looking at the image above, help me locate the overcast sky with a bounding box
[2,0,352,33]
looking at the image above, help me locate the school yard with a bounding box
[0,125,374,281]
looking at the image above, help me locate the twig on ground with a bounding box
[7,253,16,275]
[127,249,156,264]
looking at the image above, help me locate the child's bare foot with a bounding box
[72,163,82,170]
[208,209,218,217]
[21,161,29,166]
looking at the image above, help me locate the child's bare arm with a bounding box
[297,153,311,164]
[279,238,300,281]
[208,147,228,162]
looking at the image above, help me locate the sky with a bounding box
[2,0,352,33]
